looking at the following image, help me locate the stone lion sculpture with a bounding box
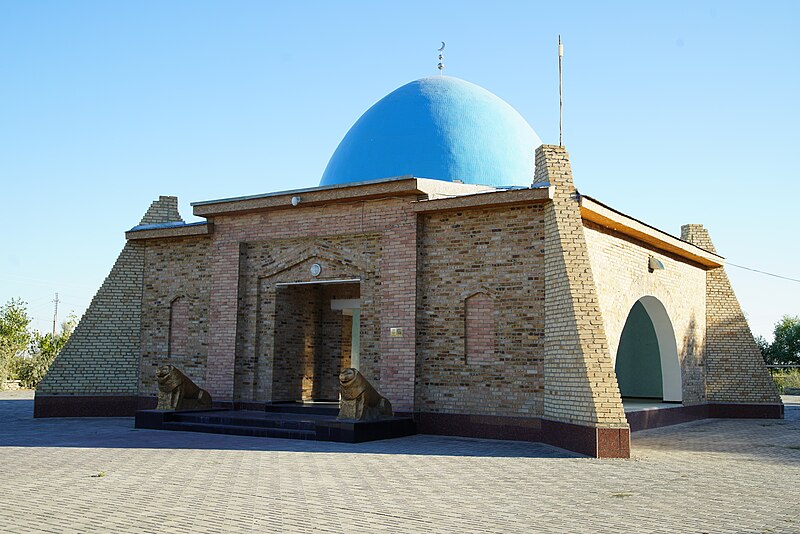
[337,368,393,421]
[155,364,213,411]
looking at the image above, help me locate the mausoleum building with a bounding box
[35,76,782,457]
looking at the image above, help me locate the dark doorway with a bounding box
[272,282,360,402]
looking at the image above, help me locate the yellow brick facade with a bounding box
[36,148,781,457]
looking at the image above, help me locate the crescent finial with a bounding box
[438,41,446,52]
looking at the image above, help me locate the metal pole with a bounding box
[558,35,564,147]
[52,292,59,337]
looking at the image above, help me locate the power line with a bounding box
[726,262,800,284]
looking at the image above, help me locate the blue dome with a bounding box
[320,76,542,187]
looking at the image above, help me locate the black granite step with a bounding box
[161,421,316,440]
[263,403,339,416]
[169,410,318,431]
[135,408,417,443]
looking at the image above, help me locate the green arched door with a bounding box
[615,301,663,399]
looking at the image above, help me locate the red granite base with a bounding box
[34,394,140,418]
[415,412,630,458]
[626,402,784,431]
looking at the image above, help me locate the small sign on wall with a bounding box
[390,327,404,338]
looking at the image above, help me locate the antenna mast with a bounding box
[558,35,564,146]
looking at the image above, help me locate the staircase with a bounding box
[135,403,416,443]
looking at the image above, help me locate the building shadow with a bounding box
[0,398,580,459]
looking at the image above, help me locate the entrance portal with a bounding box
[272,281,361,402]
[614,296,682,402]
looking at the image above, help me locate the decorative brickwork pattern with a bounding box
[206,240,243,400]
[273,284,317,401]
[235,236,379,403]
[583,221,707,404]
[317,287,358,398]
[341,314,353,365]
[415,204,545,416]
[537,145,628,428]
[681,224,781,404]
[139,196,183,225]
[465,293,496,365]
[139,237,211,396]
[37,242,144,395]
[208,197,417,410]
[375,203,418,413]
[272,283,358,401]
[168,297,189,357]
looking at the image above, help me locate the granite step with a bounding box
[135,408,417,443]
[263,403,340,416]
[161,421,317,440]
[169,411,319,431]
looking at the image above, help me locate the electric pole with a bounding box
[52,292,60,337]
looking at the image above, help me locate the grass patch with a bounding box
[611,492,634,498]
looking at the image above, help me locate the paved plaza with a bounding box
[1,391,799,533]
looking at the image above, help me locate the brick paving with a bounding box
[1,391,799,533]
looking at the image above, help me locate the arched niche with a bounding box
[615,296,682,402]
[168,296,189,358]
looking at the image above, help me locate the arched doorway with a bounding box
[614,296,682,402]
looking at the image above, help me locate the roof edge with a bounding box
[413,186,553,213]
[191,176,497,218]
[126,221,212,241]
[580,195,724,268]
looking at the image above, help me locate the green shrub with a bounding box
[17,320,75,389]
[16,351,58,389]
[770,368,800,394]
[0,342,10,388]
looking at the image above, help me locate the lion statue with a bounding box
[155,364,213,411]
[337,368,392,421]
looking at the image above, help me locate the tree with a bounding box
[0,298,31,351]
[755,335,772,364]
[17,315,77,389]
[767,315,800,365]
[0,298,32,386]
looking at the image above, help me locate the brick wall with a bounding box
[465,292,496,366]
[168,297,189,357]
[270,283,357,401]
[234,233,381,403]
[415,204,546,416]
[38,242,144,395]
[316,284,358,399]
[537,145,629,428]
[138,196,183,225]
[341,314,353,365]
[583,222,707,404]
[681,224,780,404]
[273,284,317,401]
[206,240,242,400]
[209,197,418,409]
[39,195,191,398]
[138,237,212,396]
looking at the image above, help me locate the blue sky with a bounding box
[1,1,798,340]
